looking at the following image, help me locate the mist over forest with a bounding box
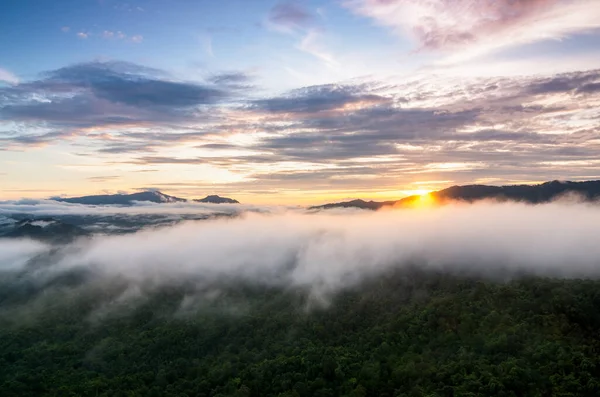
[6,199,600,291]
[3,200,600,396]
[3,0,600,394]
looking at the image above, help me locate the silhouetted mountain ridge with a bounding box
[52,191,241,205]
[54,191,186,205]
[194,195,239,204]
[311,180,600,210]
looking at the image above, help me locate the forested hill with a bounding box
[312,180,600,210]
[2,268,600,396]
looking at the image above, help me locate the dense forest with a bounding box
[2,267,600,396]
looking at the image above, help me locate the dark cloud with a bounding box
[0,61,234,147]
[577,82,600,94]
[1,96,143,128]
[120,131,211,143]
[47,61,226,107]
[197,143,240,150]
[268,1,314,29]
[97,143,157,154]
[526,70,600,95]
[133,156,207,165]
[251,83,389,114]
[0,130,75,147]
[92,79,223,108]
[208,72,253,87]
[87,175,121,182]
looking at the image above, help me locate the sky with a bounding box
[1,0,600,205]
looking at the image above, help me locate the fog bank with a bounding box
[5,201,600,295]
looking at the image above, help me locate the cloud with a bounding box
[268,1,314,31]
[2,58,600,191]
[76,32,89,39]
[0,61,239,149]
[577,82,600,94]
[97,142,157,154]
[199,33,214,57]
[0,199,267,218]
[45,62,225,107]
[0,130,78,148]
[7,202,600,299]
[526,70,600,95]
[347,0,600,60]
[0,67,19,85]
[101,30,140,41]
[86,175,121,182]
[0,239,47,271]
[208,72,252,87]
[61,26,70,33]
[183,68,600,190]
[251,83,389,113]
[266,1,339,67]
[297,29,339,69]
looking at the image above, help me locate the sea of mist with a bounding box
[3,200,600,297]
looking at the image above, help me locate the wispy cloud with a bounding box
[0,67,19,85]
[297,29,339,69]
[347,0,600,61]
[101,30,142,42]
[102,30,124,39]
[61,26,70,33]
[199,33,214,57]
[266,1,339,69]
[86,175,121,182]
[268,0,314,32]
[73,30,142,43]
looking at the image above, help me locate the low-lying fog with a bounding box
[4,200,600,295]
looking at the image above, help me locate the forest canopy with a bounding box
[2,267,600,397]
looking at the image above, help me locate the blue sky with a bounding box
[1,0,600,203]
[1,0,404,88]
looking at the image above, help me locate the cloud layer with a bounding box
[347,0,600,59]
[2,60,600,199]
[6,202,600,299]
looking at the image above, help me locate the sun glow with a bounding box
[416,192,435,207]
[391,190,437,209]
[412,189,432,196]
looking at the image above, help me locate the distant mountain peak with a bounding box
[54,191,187,205]
[194,195,239,204]
[309,198,387,211]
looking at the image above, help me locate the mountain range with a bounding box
[53,191,239,205]
[312,180,600,210]
[43,180,600,209]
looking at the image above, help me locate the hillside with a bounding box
[2,267,600,396]
[0,217,89,243]
[312,180,600,210]
[194,195,240,204]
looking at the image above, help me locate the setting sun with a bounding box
[416,192,435,207]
